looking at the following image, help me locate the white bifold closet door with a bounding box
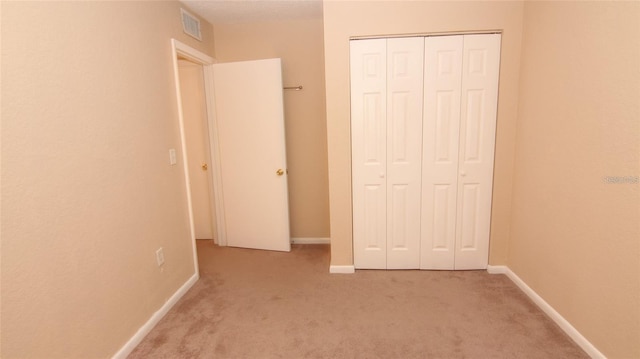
[352,34,501,270]
[421,34,501,270]
[351,37,424,269]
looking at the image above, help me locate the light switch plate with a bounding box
[156,247,165,266]
[169,149,177,165]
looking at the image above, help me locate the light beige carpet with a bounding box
[129,241,588,358]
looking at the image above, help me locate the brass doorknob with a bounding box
[202,163,208,171]
[276,169,284,176]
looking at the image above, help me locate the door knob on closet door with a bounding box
[276,169,285,176]
[460,171,466,177]
[379,173,385,178]
[202,163,208,171]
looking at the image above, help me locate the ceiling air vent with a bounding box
[181,8,202,41]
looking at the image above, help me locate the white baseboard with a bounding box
[488,266,605,358]
[486,265,508,274]
[329,265,355,274]
[112,273,199,359]
[291,237,330,244]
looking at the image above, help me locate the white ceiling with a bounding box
[180,0,323,24]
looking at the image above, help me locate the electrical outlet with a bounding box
[156,247,165,267]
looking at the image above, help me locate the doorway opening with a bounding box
[177,57,217,243]
[171,39,225,276]
[171,40,293,277]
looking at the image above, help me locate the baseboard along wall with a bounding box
[329,265,355,274]
[486,265,605,359]
[112,273,199,359]
[291,237,331,244]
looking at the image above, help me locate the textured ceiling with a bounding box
[180,0,323,24]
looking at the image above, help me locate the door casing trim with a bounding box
[171,39,227,278]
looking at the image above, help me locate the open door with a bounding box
[210,58,291,252]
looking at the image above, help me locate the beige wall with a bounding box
[3,1,638,357]
[510,2,640,357]
[1,1,214,357]
[322,1,525,265]
[213,18,330,239]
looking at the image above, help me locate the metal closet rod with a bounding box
[284,85,303,91]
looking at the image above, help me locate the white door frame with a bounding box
[171,39,227,275]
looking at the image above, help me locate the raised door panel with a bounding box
[420,36,463,270]
[455,34,501,270]
[386,37,424,269]
[351,39,387,269]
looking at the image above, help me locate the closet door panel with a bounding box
[420,36,463,270]
[386,37,424,269]
[351,39,387,269]
[455,34,501,270]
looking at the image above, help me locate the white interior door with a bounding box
[351,34,500,270]
[454,34,501,269]
[211,58,290,252]
[421,35,464,270]
[421,34,501,270]
[351,39,387,269]
[385,38,424,269]
[351,38,424,269]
